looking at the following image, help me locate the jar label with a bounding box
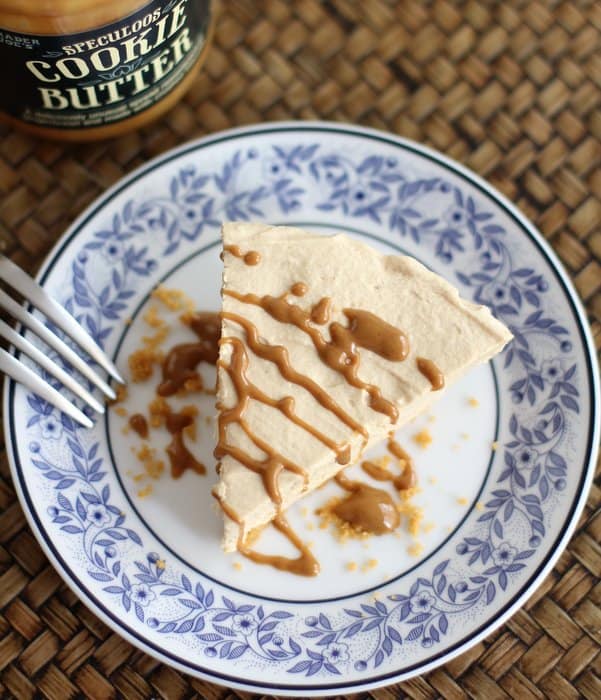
[0,0,211,129]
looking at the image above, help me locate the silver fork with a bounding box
[0,254,125,429]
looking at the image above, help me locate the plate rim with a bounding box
[3,121,599,695]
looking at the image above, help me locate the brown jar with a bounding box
[0,0,214,140]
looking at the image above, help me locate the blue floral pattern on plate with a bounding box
[5,124,598,694]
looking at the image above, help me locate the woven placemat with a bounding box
[0,1,599,698]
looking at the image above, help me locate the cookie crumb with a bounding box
[149,396,170,428]
[137,484,153,498]
[128,348,157,382]
[468,397,479,407]
[361,558,378,572]
[346,561,357,572]
[408,542,424,557]
[399,486,421,502]
[457,496,468,506]
[136,444,165,480]
[412,429,432,448]
[396,498,423,536]
[233,562,243,571]
[152,286,195,312]
[143,305,166,328]
[114,384,128,404]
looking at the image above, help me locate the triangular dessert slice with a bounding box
[213,223,512,558]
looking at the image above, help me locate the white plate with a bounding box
[4,123,599,695]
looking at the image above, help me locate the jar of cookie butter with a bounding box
[0,0,214,140]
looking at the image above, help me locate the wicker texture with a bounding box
[0,1,599,697]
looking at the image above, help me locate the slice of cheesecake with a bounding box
[213,223,512,553]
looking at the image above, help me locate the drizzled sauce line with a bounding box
[165,410,206,478]
[224,290,408,421]
[310,297,331,325]
[213,494,320,576]
[158,312,220,396]
[219,337,351,465]
[343,309,409,361]
[224,244,261,266]
[386,436,417,490]
[361,460,416,491]
[361,456,416,492]
[215,337,308,504]
[416,357,445,391]
[240,515,320,576]
[222,312,367,439]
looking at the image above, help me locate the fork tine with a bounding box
[0,255,125,384]
[0,347,93,428]
[0,288,117,400]
[0,317,105,415]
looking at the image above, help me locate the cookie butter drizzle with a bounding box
[213,316,362,575]
[416,357,445,391]
[165,410,206,478]
[214,493,319,576]
[125,309,218,487]
[218,337,351,472]
[224,290,409,421]
[216,282,443,575]
[129,413,148,439]
[224,244,261,266]
[213,332,319,575]
[310,297,332,325]
[333,472,400,534]
[362,437,417,491]
[216,337,308,503]
[221,312,367,439]
[158,312,220,396]
[290,282,308,297]
[154,312,219,476]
